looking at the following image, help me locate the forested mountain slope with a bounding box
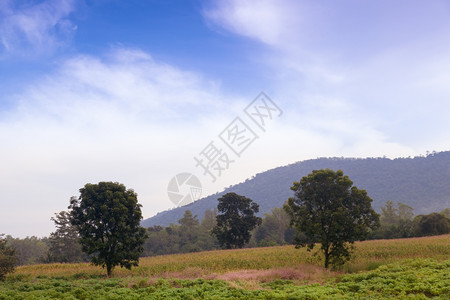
[142,151,450,228]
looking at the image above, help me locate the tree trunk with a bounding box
[324,243,330,269]
[106,264,112,277]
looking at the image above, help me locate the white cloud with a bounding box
[0,47,235,237]
[0,0,77,56]
[204,0,450,153]
[204,0,299,45]
[0,44,417,238]
[3,0,450,237]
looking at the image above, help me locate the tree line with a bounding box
[1,170,449,278]
[3,201,447,268]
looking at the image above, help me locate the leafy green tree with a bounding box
[178,210,199,231]
[178,210,200,252]
[396,202,415,237]
[0,235,17,281]
[373,201,415,239]
[212,193,262,249]
[197,209,219,250]
[200,208,217,231]
[397,202,414,221]
[439,208,450,219]
[413,213,449,236]
[285,169,380,269]
[143,226,171,256]
[48,209,85,263]
[380,200,398,226]
[69,182,148,277]
[5,236,49,265]
[142,209,219,256]
[254,207,291,246]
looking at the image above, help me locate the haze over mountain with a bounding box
[142,151,450,228]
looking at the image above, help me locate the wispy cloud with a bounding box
[11,48,222,121]
[204,0,450,152]
[204,0,299,46]
[0,0,77,57]
[0,44,412,237]
[0,46,237,236]
[3,1,450,237]
[0,44,423,237]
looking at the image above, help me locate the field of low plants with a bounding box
[1,235,449,299]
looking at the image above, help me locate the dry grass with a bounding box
[208,265,336,283]
[140,265,336,285]
[10,234,449,283]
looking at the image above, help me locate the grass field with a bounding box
[1,235,449,299]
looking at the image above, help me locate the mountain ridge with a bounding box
[142,151,450,228]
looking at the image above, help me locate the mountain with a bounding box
[142,151,450,228]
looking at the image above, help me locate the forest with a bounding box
[3,201,449,266]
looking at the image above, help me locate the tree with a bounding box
[143,226,172,256]
[397,202,414,221]
[5,236,49,265]
[380,201,398,226]
[142,209,220,256]
[373,201,416,239]
[0,235,17,281]
[178,210,200,252]
[69,182,148,277]
[254,207,291,246]
[284,169,380,269]
[48,209,85,263]
[413,213,449,236]
[212,192,262,249]
[201,208,217,230]
[439,208,450,219]
[197,209,219,250]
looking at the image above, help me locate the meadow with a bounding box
[0,235,449,299]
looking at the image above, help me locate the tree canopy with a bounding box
[285,169,380,268]
[0,235,16,281]
[212,192,262,249]
[414,213,449,236]
[372,201,415,239]
[4,236,48,265]
[254,207,293,246]
[48,209,85,263]
[69,182,147,276]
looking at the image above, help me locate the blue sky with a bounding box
[1,0,450,237]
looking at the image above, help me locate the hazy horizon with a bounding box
[1,0,450,237]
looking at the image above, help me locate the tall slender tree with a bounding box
[48,209,85,263]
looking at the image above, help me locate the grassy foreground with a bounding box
[1,235,449,299]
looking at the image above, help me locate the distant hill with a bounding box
[142,151,450,228]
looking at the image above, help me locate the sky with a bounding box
[1,0,450,238]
